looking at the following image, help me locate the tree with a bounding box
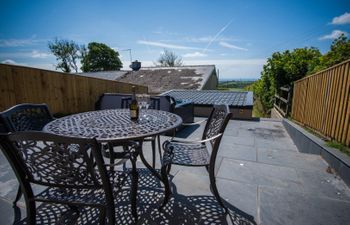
[81,42,122,72]
[253,47,321,113]
[252,34,350,116]
[48,39,83,73]
[156,49,183,67]
[309,34,350,73]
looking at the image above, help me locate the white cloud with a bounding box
[137,40,200,50]
[319,30,348,40]
[0,39,33,47]
[183,36,236,43]
[151,28,179,36]
[184,36,213,43]
[331,12,350,25]
[1,59,17,64]
[153,31,163,35]
[31,50,50,58]
[182,52,207,58]
[156,36,238,46]
[0,52,31,58]
[30,63,58,71]
[0,38,47,47]
[0,50,52,59]
[219,41,248,51]
[1,59,57,72]
[203,19,233,52]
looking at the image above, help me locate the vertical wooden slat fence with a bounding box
[292,59,350,147]
[0,64,148,114]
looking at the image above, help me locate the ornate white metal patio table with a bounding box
[43,109,182,141]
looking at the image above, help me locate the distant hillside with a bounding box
[218,80,255,91]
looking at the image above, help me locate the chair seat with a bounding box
[107,170,129,188]
[144,136,156,141]
[35,170,128,205]
[163,141,210,166]
[160,105,232,211]
[35,186,107,205]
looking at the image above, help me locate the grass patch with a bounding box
[326,141,350,157]
[252,98,268,118]
[218,80,255,90]
[217,87,245,91]
[303,126,322,137]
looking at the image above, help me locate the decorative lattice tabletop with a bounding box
[43,109,182,141]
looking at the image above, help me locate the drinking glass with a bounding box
[138,101,149,122]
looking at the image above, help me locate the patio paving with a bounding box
[1,118,350,224]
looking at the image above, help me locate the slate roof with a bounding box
[117,65,216,94]
[162,90,253,108]
[78,70,128,80]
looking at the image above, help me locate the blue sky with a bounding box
[0,0,349,80]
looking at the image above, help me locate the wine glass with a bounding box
[139,101,149,110]
[138,101,149,122]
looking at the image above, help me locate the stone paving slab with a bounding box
[217,178,258,219]
[259,186,350,225]
[222,136,255,147]
[170,170,258,220]
[219,143,257,162]
[254,138,298,151]
[223,126,239,137]
[0,198,19,225]
[0,152,22,206]
[217,158,303,191]
[296,169,350,202]
[257,147,328,171]
[171,170,212,195]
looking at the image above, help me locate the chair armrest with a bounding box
[182,119,207,126]
[104,158,128,167]
[175,101,192,108]
[170,133,222,144]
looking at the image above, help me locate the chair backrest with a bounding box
[95,93,132,110]
[121,97,133,109]
[0,132,109,190]
[150,96,176,112]
[0,103,54,132]
[202,105,232,145]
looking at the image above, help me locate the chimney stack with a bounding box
[130,60,141,71]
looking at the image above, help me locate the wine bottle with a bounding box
[130,86,139,121]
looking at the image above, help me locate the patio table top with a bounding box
[43,109,182,141]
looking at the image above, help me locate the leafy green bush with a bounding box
[253,34,350,115]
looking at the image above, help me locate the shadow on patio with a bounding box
[8,171,256,225]
[1,118,350,225]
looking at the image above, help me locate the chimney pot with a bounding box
[130,60,141,71]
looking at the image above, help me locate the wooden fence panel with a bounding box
[292,59,350,147]
[0,64,148,114]
[335,64,347,140]
[0,66,15,110]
